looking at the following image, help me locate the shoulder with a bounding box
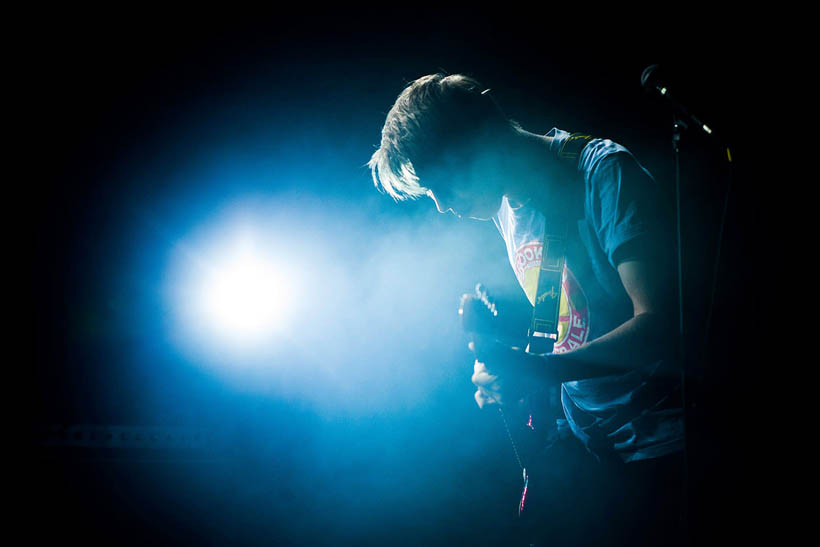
[579,138,633,181]
[582,143,657,209]
[581,146,669,268]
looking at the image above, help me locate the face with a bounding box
[417,143,506,221]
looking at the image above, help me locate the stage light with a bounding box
[168,217,302,359]
[196,246,291,343]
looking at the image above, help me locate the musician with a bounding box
[368,73,685,544]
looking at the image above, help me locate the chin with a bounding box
[467,212,496,221]
[467,199,502,221]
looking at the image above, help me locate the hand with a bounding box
[472,352,501,409]
[469,338,545,409]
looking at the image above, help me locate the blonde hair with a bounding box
[368,73,512,200]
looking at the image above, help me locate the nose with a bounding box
[433,195,448,214]
[428,190,457,216]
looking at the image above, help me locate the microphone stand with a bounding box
[663,95,732,547]
[672,112,691,547]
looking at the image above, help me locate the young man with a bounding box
[369,73,685,544]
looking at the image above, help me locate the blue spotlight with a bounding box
[195,243,291,343]
[167,214,303,362]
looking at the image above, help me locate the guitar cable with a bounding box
[497,406,529,517]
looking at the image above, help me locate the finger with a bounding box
[473,359,485,376]
[474,388,498,409]
[472,360,496,387]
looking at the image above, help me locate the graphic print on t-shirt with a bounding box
[513,240,590,353]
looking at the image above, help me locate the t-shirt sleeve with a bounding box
[582,147,668,269]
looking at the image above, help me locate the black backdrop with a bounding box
[26,10,777,546]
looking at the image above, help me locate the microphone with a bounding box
[641,64,716,139]
[640,64,665,94]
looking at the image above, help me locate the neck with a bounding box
[501,127,581,216]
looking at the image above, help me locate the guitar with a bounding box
[459,283,566,515]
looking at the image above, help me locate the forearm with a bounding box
[539,311,676,384]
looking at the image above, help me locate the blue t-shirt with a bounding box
[493,128,683,463]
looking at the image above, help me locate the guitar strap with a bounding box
[527,133,595,354]
[556,132,595,162]
[527,215,568,355]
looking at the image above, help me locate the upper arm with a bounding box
[616,254,678,360]
[616,255,673,319]
[586,152,666,270]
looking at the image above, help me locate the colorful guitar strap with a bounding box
[527,132,594,355]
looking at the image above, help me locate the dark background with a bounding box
[26,10,777,546]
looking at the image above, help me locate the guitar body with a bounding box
[459,284,565,466]
[460,284,573,523]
